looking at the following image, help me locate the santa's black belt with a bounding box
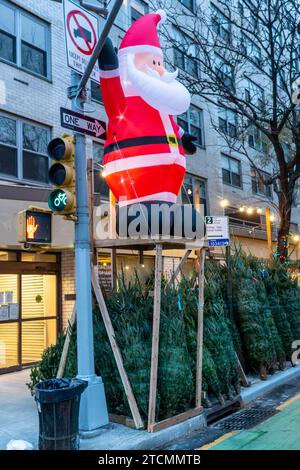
[104,135,183,155]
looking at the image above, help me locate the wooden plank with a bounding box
[195,247,206,408]
[111,248,117,291]
[109,413,144,430]
[56,304,76,379]
[91,267,144,430]
[147,244,163,432]
[165,249,192,289]
[94,237,207,250]
[151,407,203,433]
[235,351,250,387]
[109,191,117,239]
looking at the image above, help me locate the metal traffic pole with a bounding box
[67,0,124,433]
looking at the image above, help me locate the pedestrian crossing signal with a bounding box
[47,135,76,216]
[18,208,52,245]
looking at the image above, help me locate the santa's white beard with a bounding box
[122,54,191,115]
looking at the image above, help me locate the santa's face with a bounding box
[134,52,165,76]
[120,51,191,115]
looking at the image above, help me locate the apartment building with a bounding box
[0,0,299,374]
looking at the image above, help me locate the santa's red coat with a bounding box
[100,70,186,206]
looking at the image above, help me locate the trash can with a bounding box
[35,378,88,450]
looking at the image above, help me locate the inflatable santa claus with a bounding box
[98,10,196,208]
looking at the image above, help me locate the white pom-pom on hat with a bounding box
[156,9,167,24]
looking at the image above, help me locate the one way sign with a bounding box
[60,107,106,140]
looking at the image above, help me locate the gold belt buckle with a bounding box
[167,134,178,147]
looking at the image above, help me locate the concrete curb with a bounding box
[81,414,206,450]
[241,364,300,405]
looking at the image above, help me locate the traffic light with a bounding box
[47,134,76,216]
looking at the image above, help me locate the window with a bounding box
[218,108,237,138]
[93,142,109,199]
[181,174,207,214]
[245,79,265,110]
[179,0,195,12]
[241,34,261,65]
[0,0,50,78]
[178,105,205,147]
[248,125,268,153]
[251,167,272,199]
[211,4,231,43]
[131,0,149,23]
[173,28,198,78]
[222,154,242,187]
[0,113,50,183]
[91,80,103,104]
[0,1,16,63]
[215,54,234,89]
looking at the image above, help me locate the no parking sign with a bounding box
[64,0,101,82]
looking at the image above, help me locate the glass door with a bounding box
[21,274,57,365]
[0,274,20,370]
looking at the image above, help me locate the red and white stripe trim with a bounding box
[119,192,177,207]
[99,69,120,78]
[118,45,162,57]
[103,153,186,176]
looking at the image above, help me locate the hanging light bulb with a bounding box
[293,234,300,242]
[270,214,276,222]
[257,208,262,214]
[187,188,192,195]
[239,206,245,212]
[247,207,254,215]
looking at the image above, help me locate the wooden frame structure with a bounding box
[93,237,207,432]
[57,237,207,431]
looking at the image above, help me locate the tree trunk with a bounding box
[277,193,292,262]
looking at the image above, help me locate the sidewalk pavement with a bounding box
[0,369,206,450]
[1,366,300,450]
[203,393,300,450]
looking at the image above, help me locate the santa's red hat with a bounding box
[119,10,167,56]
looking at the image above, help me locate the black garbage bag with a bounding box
[35,378,87,450]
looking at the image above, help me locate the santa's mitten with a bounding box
[182,133,197,155]
[98,38,118,71]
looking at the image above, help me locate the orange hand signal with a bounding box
[27,215,39,240]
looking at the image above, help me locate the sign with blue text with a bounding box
[205,216,230,247]
[60,108,106,139]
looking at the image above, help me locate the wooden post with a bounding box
[91,267,144,429]
[56,304,76,379]
[109,191,117,290]
[111,248,117,291]
[195,247,206,409]
[148,244,163,432]
[166,249,192,289]
[265,207,273,259]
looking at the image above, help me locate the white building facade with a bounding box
[0,0,299,373]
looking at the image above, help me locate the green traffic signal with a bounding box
[48,189,68,212]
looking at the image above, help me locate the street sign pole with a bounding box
[64,0,124,433]
[70,71,108,433]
